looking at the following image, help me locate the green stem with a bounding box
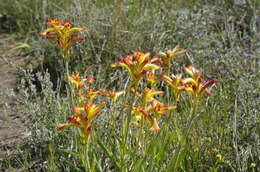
[167,100,199,172]
[65,60,70,77]
[138,119,145,154]
[120,82,137,171]
[110,102,117,133]
[80,143,90,172]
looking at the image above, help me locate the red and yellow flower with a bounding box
[111,51,161,87]
[130,88,175,133]
[99,89,125,103]
[157,45,187,74]
[66,72,94,94]
[39,19,86,61]
[57,101,107,144]
[182,66,217,97]
[162,74,185,101]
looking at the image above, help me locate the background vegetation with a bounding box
[0,0,259,171]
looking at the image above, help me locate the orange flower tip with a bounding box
[151,57,164,65]
[76,93,83,97]
[73,71,80,76]
[73,36,85,41]
[57,125,66,132]
[101,101,108,105]
[71,106,83,114]
[150,127,160,133]
[202,78,217,90]
[47,18,61,24]
[47,31,57,35]
[130,87,137,93]
[38,31,45,36]
[63,21,72,28]
[86,125,93,132]
[86,76,95,83]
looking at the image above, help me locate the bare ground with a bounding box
[0,33,33,170]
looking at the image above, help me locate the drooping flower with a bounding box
[149,99,177,117]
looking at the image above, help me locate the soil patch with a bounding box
[0,33,35,170]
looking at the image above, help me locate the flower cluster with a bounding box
[182,66,217,97]
[131,88,176,132]
[157,45,188,74]
[163,66,217,100]
[39,19,86,62]
[111,51,162,87]
[58,72,104,144]
[39,19,217,146]
[57,101,107,144]
[58,72,125,144]
[111,49,217,132]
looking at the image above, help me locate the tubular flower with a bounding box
[130,88,175,133]
[157,45,187,74]
[183,66,217,97]
[111,51,161,87]
[85,89,101,103]
[131,106,153,128]
[146,71,160,89]
[66,72,94,93]
[183,65,202,80]
[141,88,164,106]
[99,89,125,103]
[131,104,174,133]
[162,74,185,101]
[149,99,177,117]
[57,101,107,144]
[39,19,86,61]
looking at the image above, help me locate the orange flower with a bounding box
[149,99,177,117]
[100,89,125,103]
[157,45,187,74]
[162,74,185,101]
[111,51,161,87]
[57,101,107,144]
[67,72,94,93]
[146,71,160,89]
[182,66,217,97]
[39,19,86,61]
[130,88,175,133]
[131,104,174,133]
